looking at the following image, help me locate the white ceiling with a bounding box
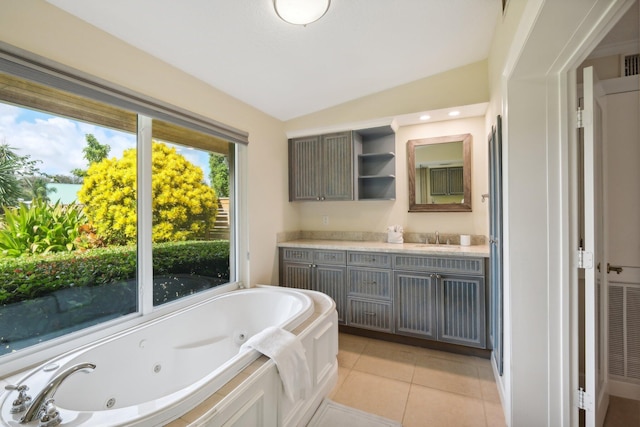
[46,0,500,121]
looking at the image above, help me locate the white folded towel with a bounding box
[240,326,312,402]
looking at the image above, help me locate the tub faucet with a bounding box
[20,362,96,424]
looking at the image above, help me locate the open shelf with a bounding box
[354,126,396,200]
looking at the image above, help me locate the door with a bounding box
[605,84,640,386]
[581,66,608,427]
[489,115,504,374]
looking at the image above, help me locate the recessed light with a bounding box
[419,115,431,121]
[448,111,460,117]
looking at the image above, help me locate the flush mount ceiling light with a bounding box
[274,0,331,25]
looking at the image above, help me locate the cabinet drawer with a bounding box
[314,250,346,265]
[281,248,313,263]
[347,251,392,268]
[393,254,484,275]
[348,267,391,300]
[348,298,392,332]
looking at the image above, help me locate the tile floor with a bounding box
[329,332,506,427]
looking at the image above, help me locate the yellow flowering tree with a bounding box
[78,142,217,245]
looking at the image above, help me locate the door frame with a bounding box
[500,1,635,425]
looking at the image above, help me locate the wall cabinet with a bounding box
[279,248,347,324]
[354,126,396,200]
[279,246,488,349]
[430,166,464,196]
[289,132,354,201]
[288,126,396,202]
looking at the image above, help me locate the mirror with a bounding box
[407,133,472,212]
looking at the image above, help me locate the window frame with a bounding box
[0,43,248,376]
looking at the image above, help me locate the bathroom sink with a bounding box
[411,244,461,250]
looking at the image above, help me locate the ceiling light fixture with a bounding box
[419,115,431,121]
[448,111,460,117]
[274,0,331,25]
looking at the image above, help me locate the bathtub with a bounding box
[0,286,339,427]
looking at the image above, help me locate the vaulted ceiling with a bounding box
[46,0,501,121]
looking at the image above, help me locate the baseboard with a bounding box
[609,378,640,400]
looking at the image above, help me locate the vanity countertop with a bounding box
[278,239,490,258]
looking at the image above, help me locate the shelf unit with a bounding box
[354,126,396,200]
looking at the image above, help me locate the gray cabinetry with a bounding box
[354,126,396,200]
[430,166,464,196]
[280,248,347,323]
[279,246,488,349]
[346,251,393,332]
[394,270,437,339]
[438,274,485,348]
[393,254,486,348]
[289,131,353,201]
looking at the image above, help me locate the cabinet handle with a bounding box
[316,196,321,201]
[320,196,326,201]
[362,281,377,286]
[363,311,377,316]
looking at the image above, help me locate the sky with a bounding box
[0,102,212,182]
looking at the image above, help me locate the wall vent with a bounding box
[623,54,639,76]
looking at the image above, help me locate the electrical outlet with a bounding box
[322,215,329,226]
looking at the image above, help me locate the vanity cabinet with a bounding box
[393,254,486,348]
[279,245,488,349]
[288,132,354,201]
[346,251,394,332]
[279,248,347,323]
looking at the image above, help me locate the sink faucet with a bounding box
[435,231,440,245]
[21,363,96,424]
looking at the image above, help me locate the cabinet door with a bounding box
[314,265,347,324]
[437,274,486,348]
[321,132,353,200]
[448,167,464,195]
[429,168,448,196]
[281,262,313,290]
[289,135,322,201]
[394,271,437,339]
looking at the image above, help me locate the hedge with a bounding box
[0,240,230,305]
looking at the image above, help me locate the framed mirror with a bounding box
[407,133,472,212]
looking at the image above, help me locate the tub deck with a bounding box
[164,288,336,427]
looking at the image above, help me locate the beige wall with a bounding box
[292,116,488,237]
[0,0,294,286]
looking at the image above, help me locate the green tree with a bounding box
[71,133,110,179]
[78,141,218,245]
[21,175,55,202]
[0,144,40,206]
[209,153,229,197]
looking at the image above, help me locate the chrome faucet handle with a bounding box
[4,384,32,413]
[39,398,62,427]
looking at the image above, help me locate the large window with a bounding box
[0,45,246,370]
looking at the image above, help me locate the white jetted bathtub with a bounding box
[0,286,339,426]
